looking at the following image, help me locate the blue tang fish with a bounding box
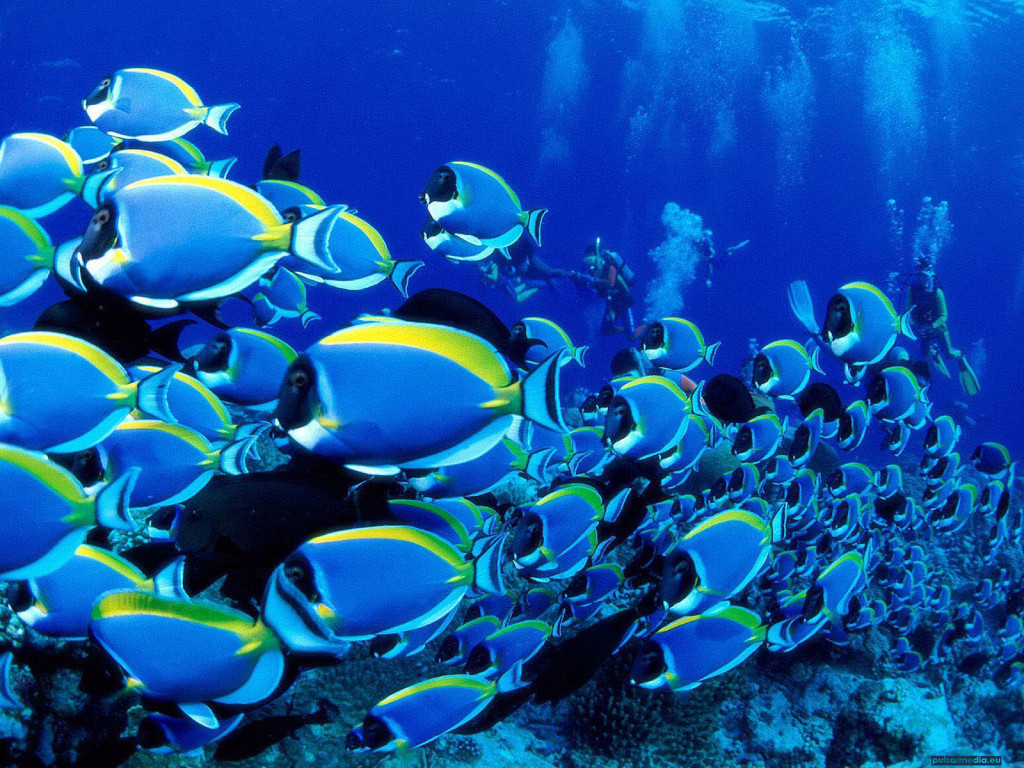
[924,414,961,459]
[84,68,240,141]
[867,366,927,422]
[138,712,244,757]
[282,209,423,298]
[0,133,108,218]
[662,509,782,616]
[347,675,497,753]
[971,442,1014,479]
[422,216,494,262]
[641,317,721,372]
[10,543,165,639]
[0,332,178,452]
[263,526,495,645]
[821,282,915,368]
[752,339,823,399]
[631,604,765,692]
[74,176,339,309]
[90,591,285,724]
[142,137,236,178]
[99,420,254,510]
[252,267,321,328]
[437,615,504,666]
[0,444,137,580]
[512,484,604,574]
[64,126,123,165]
[464,620,552,692]
[421,161,546,248]
[604,376,690,460]
[0,206,56,307]
[515,317,588,368]
[92,148,188,201]
[275,319,567,474]
[836,400,870,451]
[188,328,297,406]
[732,412,786,463]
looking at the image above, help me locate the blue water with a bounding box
[2,0,1021,455]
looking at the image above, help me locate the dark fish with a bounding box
[393,288,539,367]
[529,606,642,704]
[700,374,757,423]
[798,383,844,423]
[169,470,386,593]
[262,143,301,182]
[213,699,337,762]
[34,299,193,364]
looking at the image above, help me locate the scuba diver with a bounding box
[479,237,583,303]
[581,239,637,337]
[903,256,980,395]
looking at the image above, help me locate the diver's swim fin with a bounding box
[958,357,981,396]
[932,352,951,379]
[788,280,819,337]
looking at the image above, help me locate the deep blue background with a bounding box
[1,0,1021,456]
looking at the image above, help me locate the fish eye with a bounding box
[94,209,110,225]
[282,554,320,602]
[290,370,309,389]
[512,515,543,558]
[282,207,301,223]
[100,78,111,88]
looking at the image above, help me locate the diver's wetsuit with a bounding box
[484,239,580,302]
[587,254,635,337]
[906,273,957,360]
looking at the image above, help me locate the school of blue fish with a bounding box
[0,68,1020,760]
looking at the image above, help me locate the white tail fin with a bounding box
[389,260,424,298]
[95,467,140,531]
[135,364,181,423]
[290,206,341,273]
[207,157,237,179]
[573,345,590,368]
[897,307,917,340]
[704,341,721,366]
[521,352,568,433]
[200,103,240,135]
[524,208,547,245]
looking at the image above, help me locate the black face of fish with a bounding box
[280,206,304,223]
[436,634,461,664]
[564,572,588,599]
[641,322,665,351]
[135,718,170,750]
[510,322,527,343]
[822,295,852,343]
[85,74,113,107]
[420,165,457,204]
[369,634,400,658]
[930,457,949,479]
[799,383,844,422]
[629,642,668,685]
[996,490,1010,520]
[867,374,888,407]
[838,412,853,442]
[732,426,753,457]
[786,480,802,508]
[79,202,118,261]
[7,581,33,613]
[421,216,443,239]
[580,395,599,415]
[596,385,615,409]
[512,513,544,558]
[711,476,728,500]
[464,644,494,675]
[924,424,939,450]
[282,553,320,603]
[349,715,393,751]
[802,583,825,621]
[276,356,317,431]
[790,425,810,462]
[660,550,698,606]
[752,354,772,387]
[827,470,844,492]
[728,467,747,494]
[702,374,757,423]
[878,468,890,486]
[192,333,232,373]
[604,397,634,446]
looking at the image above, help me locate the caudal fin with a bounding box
[135,364,181,423]
[897,307,917,341]
[207,157,237,179]
[389,260,424,298]
[703,340,721,366]
[573,345,590,368]
[524,208,547,246]
[95,467,140,531]
[200,103,240,135]
[520,352,568,433]
[290,206,341,273]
